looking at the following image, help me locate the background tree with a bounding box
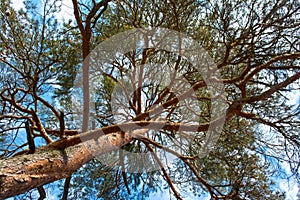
[0,0,299,199]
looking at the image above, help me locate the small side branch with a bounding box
[59,111,65,139]
[144,143,183,200]
[31,109,53,144]
[25,121,35,154]
[37,186,46,200]
[62,176,72,200]
[119,149,131,195]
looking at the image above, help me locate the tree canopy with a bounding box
[0,0,299,199]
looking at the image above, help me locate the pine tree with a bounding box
[0,0,299,199]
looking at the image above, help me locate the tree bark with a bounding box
[0,132,132,199]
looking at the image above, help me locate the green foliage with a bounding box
[93,76,117,126]
[193,117,286,199]
[66,159,159,200]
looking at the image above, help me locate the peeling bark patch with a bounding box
[14,175,30,183]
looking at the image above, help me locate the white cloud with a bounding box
[11,0,25,11]
[56,0,74,21]
[279,179,299,200]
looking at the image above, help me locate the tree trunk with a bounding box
[0,132,132,199]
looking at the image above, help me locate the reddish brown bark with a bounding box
[0,132,132,199]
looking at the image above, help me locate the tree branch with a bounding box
[144,143,183,200]
[62,176,72,200]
